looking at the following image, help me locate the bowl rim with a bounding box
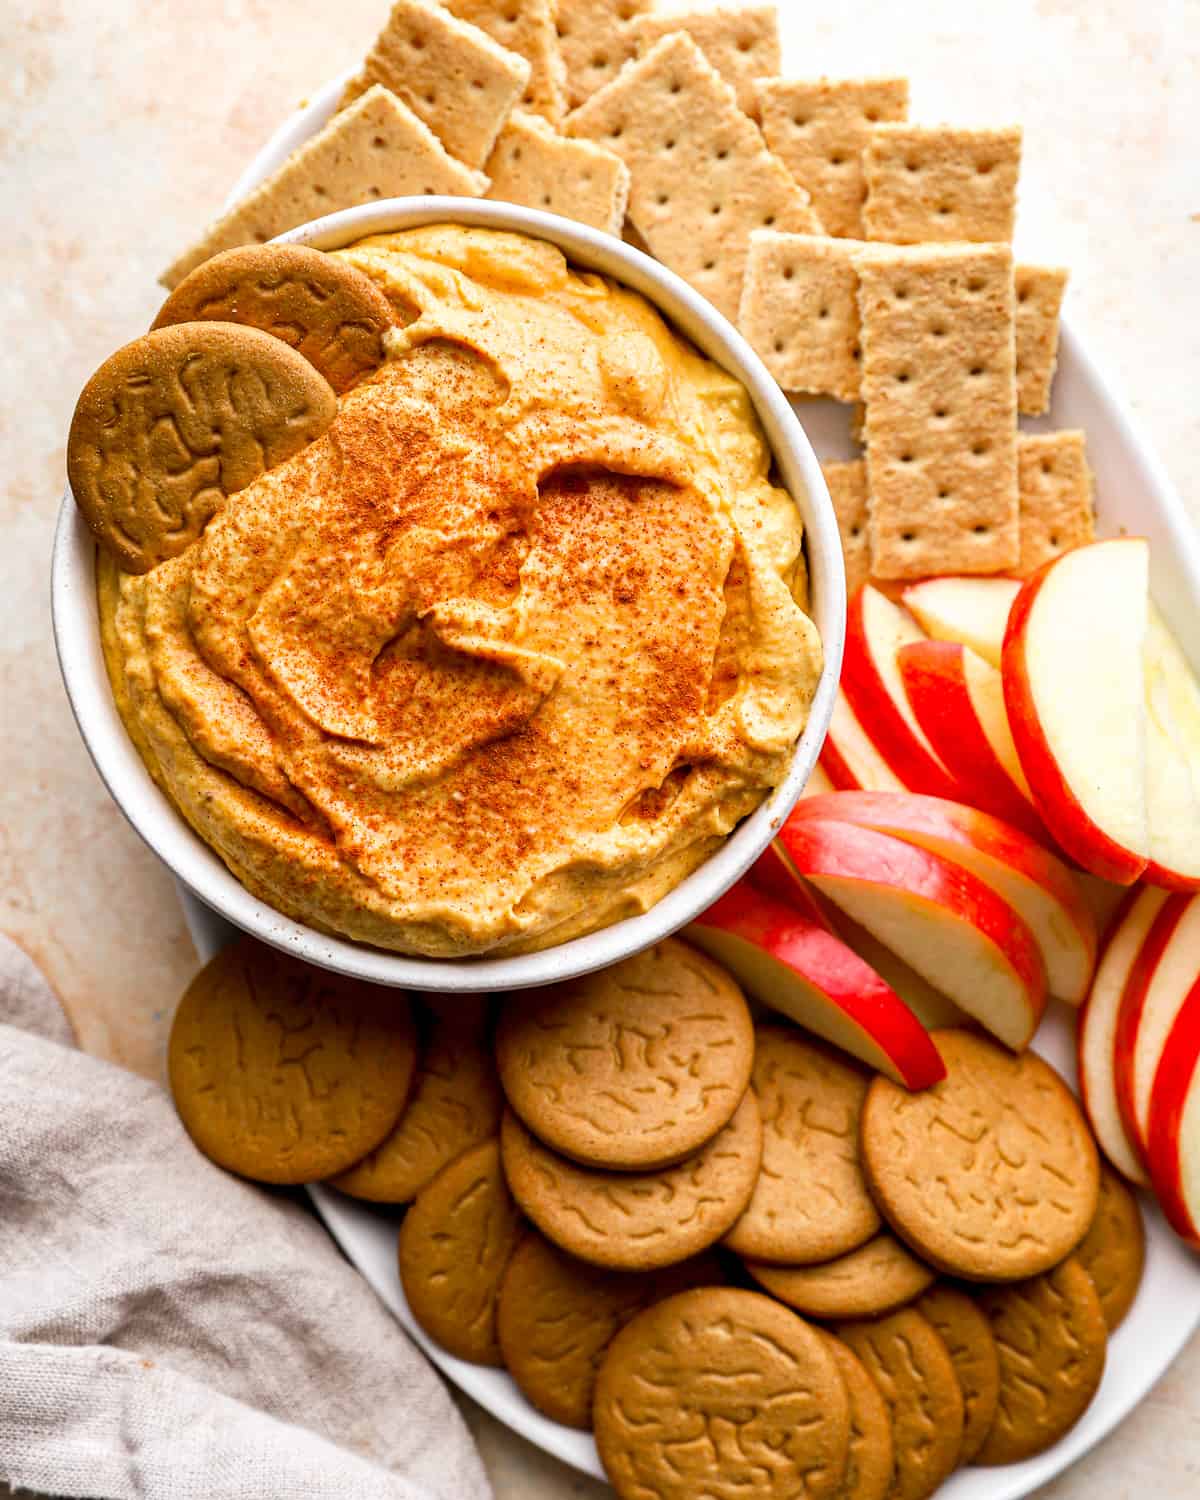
[51,196,845,991]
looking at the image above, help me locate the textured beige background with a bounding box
[3,0,1199,1493]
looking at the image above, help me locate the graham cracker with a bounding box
[341,0,531,168]
[567,32,820,321]
[556,0,654,109]
[485,110,630,232]
[161,87,488,289]
[1016,264,1069,416]
[630,5,781,117]
[855,242,1019,578]
[445,0,567,124]
[757,77,909,238]
[863,124,1022,244]
[822,459,871,598]
[738,231,863,401]
[1017,431,1094,576]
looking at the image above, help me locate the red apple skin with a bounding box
[1146,977,1200,1247]
[692,878,946,1090]
[821,733,861,791]
[1002,557,1148,885]
[842,586,963,800]
[897,640,1048,841]
[779,815,1047,1050]
[1112,891,1191,1156]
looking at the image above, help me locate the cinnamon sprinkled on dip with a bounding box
[99,227,821,957]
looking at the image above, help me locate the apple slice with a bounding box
[778,816,1047,1051]
[821,689,907,793]
[1143,606,1200,889]
[1113,891,1200,1155]
[1003,538,1150,884]
[789,791,1097,1005]
[842,585,963,800]
[801,761,836,800]
[1146,977,1200,1247]
[902,575,1020,669]
[689,878,946,1089]
[897,640,1047,839]
[1075,886,1166,1185]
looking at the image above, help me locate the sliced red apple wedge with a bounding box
[789,791,1097,1005]
[1146,977,1200,1247]
[1003,538,1150,884]
[821,689,907,793]
[1113,891,1200,1155]
[1075,886,1166,1185]
[901,575,1020,669]
[897,639,1047,839]
[801,761,836,800]
[1143,605,1200,889]
[842,585,963,800]
[778,817,1047,1051]
[689,878,946,1089]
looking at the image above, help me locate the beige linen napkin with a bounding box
[0,934,491,1500]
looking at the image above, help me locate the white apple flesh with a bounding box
[902,575,1020,669]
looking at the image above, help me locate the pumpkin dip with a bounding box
[98,227,822,957]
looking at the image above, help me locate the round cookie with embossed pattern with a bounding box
[1075,1162,1146,1331]
[152,244,396,394]
[744,1231,935,1320]
[916,1284,1000,1466]
[168,936,417,1184]
[724,1026,879,1263]
[68,321,338,574]
[975,1255,1108,1465]
[861,1028,1100,1282]
[329,1001,502,1203]
[835,1308,965,1500]
[495,939,754,1170]
[500,1091,761,1271]
[819,1333,894,1500]
[496,1231,725,1429]
[594,1287,851,1500]
[398,1139,524,1366]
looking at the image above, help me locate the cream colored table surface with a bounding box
[4,0,1199,1493]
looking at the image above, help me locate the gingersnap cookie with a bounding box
[495,939,753,1170]
[820,1333,895,1500]
[1076,1163,1146,1331]
[68,320,337,573]
[499,1091,761,1271]
[496,1231,724,1429]
[861,1028,1100,1282]
[168,937,416,1184]
[329,1004,502,1203]
[397,1139,523,1366]
[916,1284,1000,1466]
[152,244,396,394]
[723,1026,879,1263]
[835,1309,965,1500]
[744,1232,935,1320]
[594,1287,851,1500]
[975,1255,1108,1465]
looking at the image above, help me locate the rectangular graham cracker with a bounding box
[161,87,488,289]
[485,111,630,231]
[822,459,872,598]
[738,231,864,401]
[855,242,1020,578]
[556,0,655,109]
[340,0,531,168]
[1016,263,1069,416]
[567,33,821,321]
[630,5,782,117]
[444,0,567,124]
[863,124,1022,244]
[1017,431,1095,576]
[757,77,909,238]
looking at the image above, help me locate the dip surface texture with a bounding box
[100,227,822,956]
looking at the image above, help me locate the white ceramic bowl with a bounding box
[51,197,845,992]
